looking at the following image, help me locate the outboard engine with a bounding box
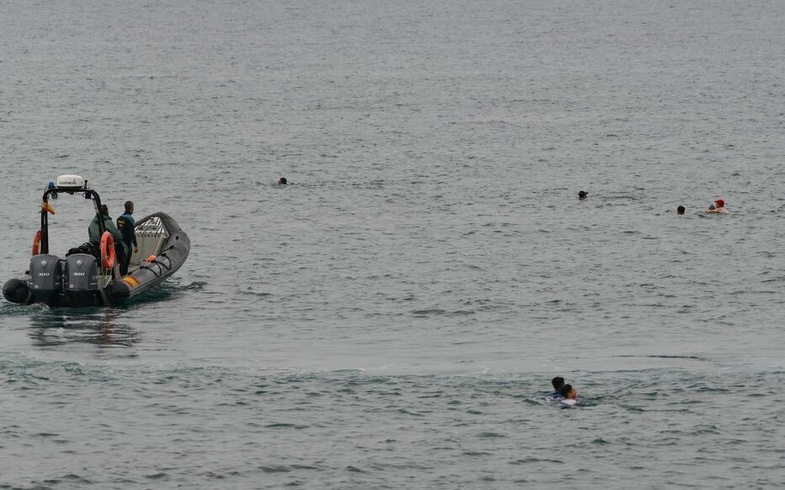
[65,254,101,306]
[28,254,65,306]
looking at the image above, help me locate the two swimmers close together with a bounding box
[549,376,578,408]
[678,199,727,215]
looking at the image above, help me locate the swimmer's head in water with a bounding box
[578,190,588,199]
[561,384,577,399]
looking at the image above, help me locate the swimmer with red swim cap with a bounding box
[706,198,728,214]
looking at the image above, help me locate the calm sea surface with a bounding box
[2,0,785,488]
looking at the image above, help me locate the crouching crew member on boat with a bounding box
[117,201,139,276]
[89,204,124,278]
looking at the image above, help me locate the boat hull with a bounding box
[104,212,190,305]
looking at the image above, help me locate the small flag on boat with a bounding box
[41,200,55,214]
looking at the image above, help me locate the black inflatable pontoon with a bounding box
[3,175,190,307]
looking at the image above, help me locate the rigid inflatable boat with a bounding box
[3,175,190,307]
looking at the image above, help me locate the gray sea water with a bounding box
[2,0,785,488]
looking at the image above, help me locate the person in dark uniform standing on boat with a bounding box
[117,201,139,276]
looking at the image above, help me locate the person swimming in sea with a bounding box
[559,384,577,408]
[549,377,565,400]
[706,199,728,214]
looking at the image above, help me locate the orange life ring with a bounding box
[100,231,116,270]
[32,230,42,256]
